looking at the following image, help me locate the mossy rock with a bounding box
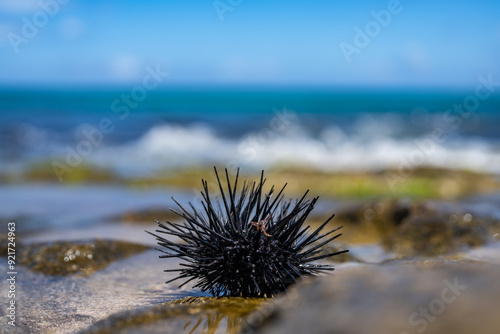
[24,161,118,183]
[20,239,148,276]
[333,198,412,243]
[332,198,496,256]
[382,201,493,256]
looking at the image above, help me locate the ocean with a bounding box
[1,86,500,177]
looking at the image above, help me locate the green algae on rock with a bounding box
[24,161,118,184]
[78,297,268,334]
[20,239,148,276]
[125,166,500,199]
[333,198,498,256]
[382,201,494,256]
[333,198,412,244]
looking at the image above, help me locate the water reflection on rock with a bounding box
[79,297,268,334]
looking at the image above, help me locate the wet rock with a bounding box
[334,198,412,243]
[243,262,500,334]
[0,250,182,333]
[20,239,149,276]
[109,207,181,224]
[79,297,268,334]
[383,201,494,256]
[335,198,497,256]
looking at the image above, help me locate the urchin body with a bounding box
[148,168,347,297]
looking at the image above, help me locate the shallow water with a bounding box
[0,184,194,233]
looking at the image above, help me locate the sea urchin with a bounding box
[147,168,348,297]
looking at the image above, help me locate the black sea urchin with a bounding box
[147,168,348,297]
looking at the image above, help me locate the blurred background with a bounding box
[3,3,500,333]
[1,0,500,233]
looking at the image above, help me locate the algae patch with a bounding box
[20,239,148,276]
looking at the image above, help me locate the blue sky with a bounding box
[0,0,499,88]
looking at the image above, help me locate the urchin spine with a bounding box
[148,168,348,297]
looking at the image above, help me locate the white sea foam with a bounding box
[90,122,500,176]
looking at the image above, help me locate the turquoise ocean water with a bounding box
[1,87,500,176]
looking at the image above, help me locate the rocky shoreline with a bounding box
[1,168,499,333]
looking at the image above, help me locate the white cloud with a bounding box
[58,16,84,40]
[108,54,142,82]
[221,56,279,82]
[0,22,16,44]
[403,42,431,71]
[0,0,39,13]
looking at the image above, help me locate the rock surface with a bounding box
[243,261,500,334]
[20,239,149,276]
[0,250,189,333]
[335,198,499,256]
[383,201,493,256]
[2,192,499,334]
